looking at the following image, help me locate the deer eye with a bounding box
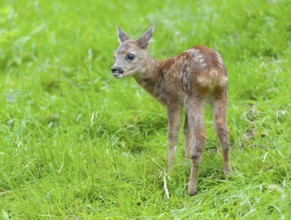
[126,53,135,61]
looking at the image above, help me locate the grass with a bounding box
[0,0,290,219]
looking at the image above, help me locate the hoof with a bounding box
[224,166,232,175]
[188,181,197,196]
[188,189,197,197]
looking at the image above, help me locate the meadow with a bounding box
[0,0,290,219]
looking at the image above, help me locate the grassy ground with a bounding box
[0,0,290,219]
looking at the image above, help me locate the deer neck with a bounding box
[133,56,162,95]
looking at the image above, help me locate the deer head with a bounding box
[111,25,155,78]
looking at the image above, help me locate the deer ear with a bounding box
[117,25,130,43]
[137,24,155,49]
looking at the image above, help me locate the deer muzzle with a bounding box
[111,66,124,78]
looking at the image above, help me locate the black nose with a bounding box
[111,67,118,73]
[111,66,124,74]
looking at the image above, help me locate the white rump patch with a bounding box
[197,69,228,89]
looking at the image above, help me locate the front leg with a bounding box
[167,104,181,172]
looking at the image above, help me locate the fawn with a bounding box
[111,25,231,196]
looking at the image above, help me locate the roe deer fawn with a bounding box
[111,25,232,196]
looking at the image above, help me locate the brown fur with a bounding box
[111,25,232,196]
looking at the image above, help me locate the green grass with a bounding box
[0,0,290,219]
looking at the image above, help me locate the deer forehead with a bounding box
[115,41,140,56]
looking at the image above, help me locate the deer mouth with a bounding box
[114,72,124,78]
[111,67,124,78]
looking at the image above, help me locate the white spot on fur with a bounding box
[186,48,200,56]
[201,62,207,68]
[180,64,193,92]
[215,51,224,69]
[195,54,203,60]
[198,58,204,64]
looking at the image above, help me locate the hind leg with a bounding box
[213,94,231,174]
[184,114,193,158]
[185,98,206,196]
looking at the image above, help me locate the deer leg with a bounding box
[167,104,181,172]
[184,114,193,158]
[213,96,232,174]
[186,99,205,196]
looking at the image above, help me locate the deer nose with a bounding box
[111,66,124,74]
[111,67,118,73]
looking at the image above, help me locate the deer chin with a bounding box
[113,72,124,79]
[121,69,139,78]
[113,71,134,79]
